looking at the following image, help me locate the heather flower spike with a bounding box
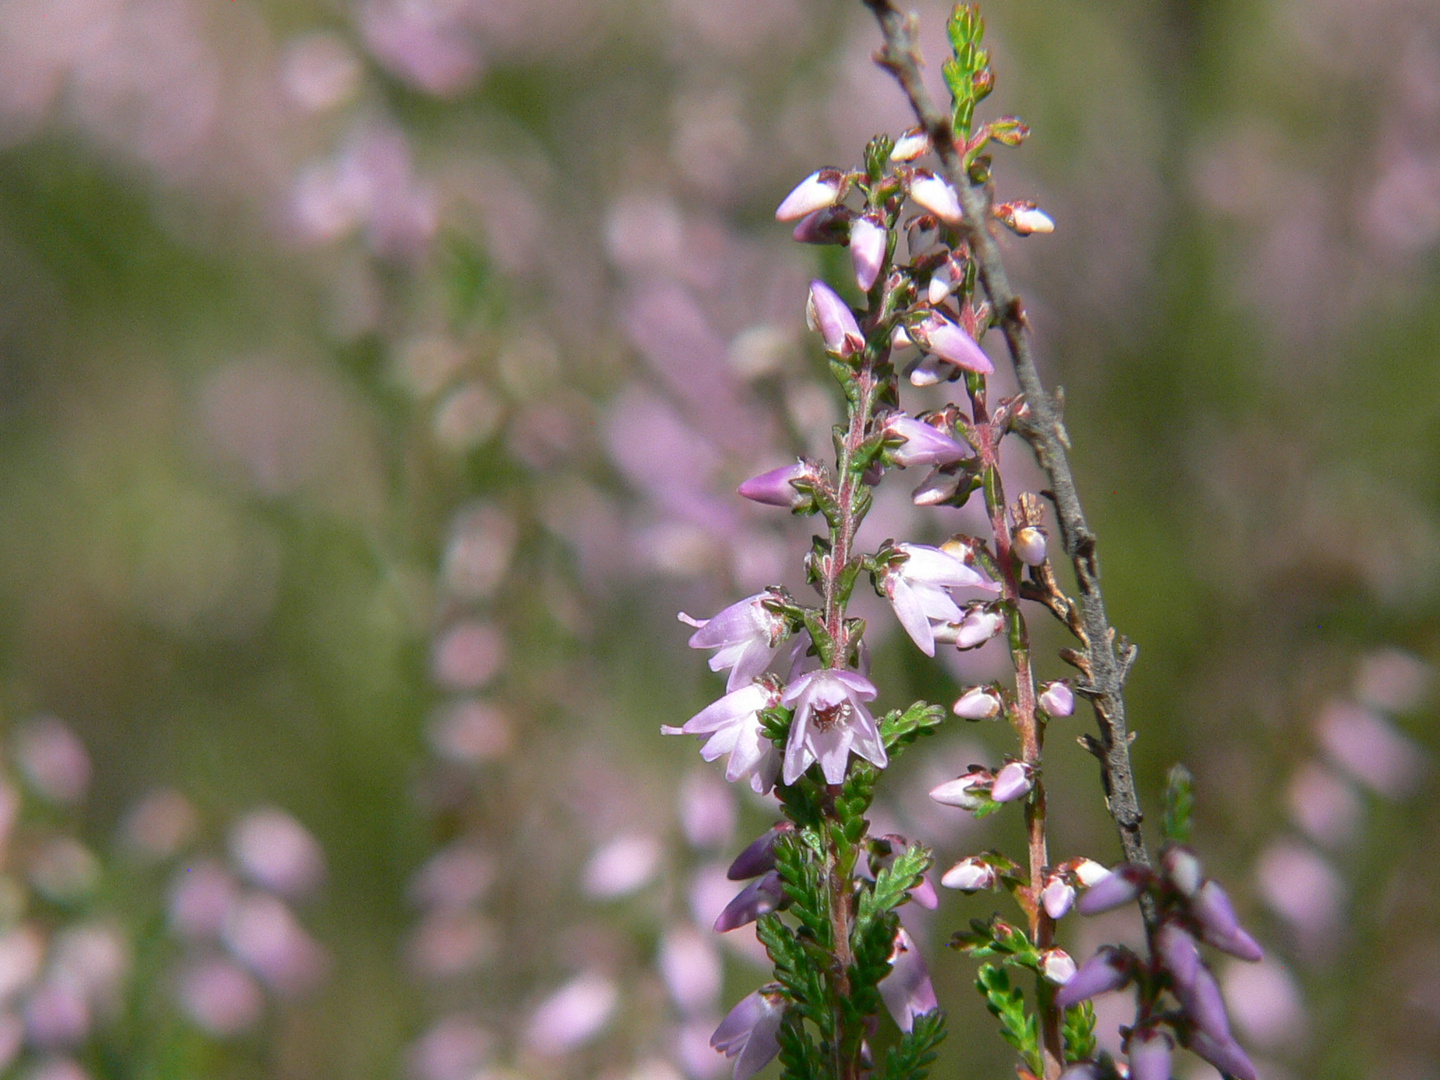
[775,169,845,221]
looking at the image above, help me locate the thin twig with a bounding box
[863,0,1152,876]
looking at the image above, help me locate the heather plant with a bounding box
[666,6,1269,1080]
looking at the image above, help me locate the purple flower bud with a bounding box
[940,856,996,892]
[889,127,931,163]
[776,169,844,221]
[714,872,785,933]
[953,686,1002,720]
[792,205,854,244]
[1192,879,1264,962]
[929,770,987,811]
[1012,525,1048,566]
[908,170,963,224]
[850,213,887,292]
[878,928,939,1032]
[712,987,785,1080]
[912,467,966,507]
[1185,1030,1258,1080]
[1041,947,1077,985]
[1038,681,1075,718]
[1041,875,1076,919]
[738,460,815,509]
[991,761,1034,803]
[948,605,1005,650]
[1154,921,1202,993]
[1161,845,1204,898]
[1054,946,1132,1009]
[909,873,939,909]
[882,414,969,468]
[805,280,864,356]
[1176,963,1233,1045]
[909,312,994,375]
[1126,1028,1173,1080]
[727,823,791,881]
[1076,863,1151,915]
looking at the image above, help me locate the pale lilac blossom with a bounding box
[525,971,618,1055]
[952,686,1002,720]
[946,605,1005,650]
[792,206,853,245]
[1076,863,1150,915]
[714,872,784,932]
[780,670,885,785]
[881,414,969,468]
[990,761,1034,803]
[1037,681,1074,717]
[1041,874,1076,919]
[805,280,864,357]
[907,170,963,223]
[727,823,790,880]
[1054,946,1132,1008]
[775,170,844,221]
[940,856,996,892]
[907,312,994,375]
[928,769,988,811]
[878,928,938,1032]
[1126,1029,1172,1080]
[1161,845,1204,898]
[1192,879,1264,962]
[680,594,788,692]
[1041,947,1077,985]
[889,127,931,162]
[1186,1029,1258,1080]
[581,834,662,900]
[711,987,784,1080]
[738,460,816,509]
[883,543,996,656]
[666,681,783,794]
[849,213,887,292]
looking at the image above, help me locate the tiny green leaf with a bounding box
[1162,763,1195,845]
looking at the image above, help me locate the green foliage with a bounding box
[776,1010,824,1080]
[950,914,1042,971]
[1063,1001,1098,1063]
[942,4,993,141]
[976,963,1040,1073]
[858,843,932,932]
[1163,763,1195,845]
[879,701,948,754]
[879,1011,947,1080]
[865,134,897,183]
[773,832,832,946]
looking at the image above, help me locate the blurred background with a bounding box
[0,0,1437,1078]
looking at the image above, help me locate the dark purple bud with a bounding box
[727,824,791,881]
[1126,1028,1172,1080]
[738,460,816,509]
[1154,921,1202,994]
[714,871,785,932]
[850,213,887,292]
[1076,863,1151,915]
[1192,879,1264,962]
[1054,946,1132,1009]
[1176,963,1233,1044]
[793,205,854,245]
[1185,1030,1258,1080]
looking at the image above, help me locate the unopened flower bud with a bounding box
[712,986,785,1080]
[738,460,815,510]
[1154,921,1201,992]
[1176,963,1234,1046]
[940,856,996,892]
[1126,1028,1173,1080]
[775,169,844,221]
[1191,879,1264,962]
[1054,946,1132,1009]
[994,200,1055,236]
[1185,1030,1258,1080]
[850,213,886,292]
[1076,863,1151,915]
[889,127,931,163]
[951,606,1005,650]
[908,312,993,375]
[1041,874,1076,919]
[1041,947,1077,985]
[891,325,913,350]
[909,874,939,909]
[990,761,1034,803]
[727,823,792,881]
[1073,858,1111,887]
[878,928,939,1032]
[1038,681,1074,718]
[1012,525,1047,566]
[714,872,785,932]
[929,770,987,811]
[805,280,864,357]
[927,260,959,306]
[912,468,963,508]
[792,204,853,244]
[908,170,963,224]
[953,686,1002,720]
[1161,845,1204,898]
[882,414,968,468]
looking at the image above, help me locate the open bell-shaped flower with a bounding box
[806,280,864,357]
[780,669,885,785]
[878,928,938,1032]
[775,169,844,221]
[883,543,997,657]
[712,986,785,1080]
[850,213,887,292]
[881,414,969,468]
[908,312,994,375]
[679,593,788,692]
[664,680,783,795]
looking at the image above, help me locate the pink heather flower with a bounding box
[926,257,963,306]
[1192,879,1264,962]
[805,280,864,356]
[779,669,885,785]
[909,874,940,909]
[911,467,963,507]
[1038,681,1075,718]
[666,682,783,795]
[947,605,1005,650]
[711,987,784,1080]
[878,928,938,1032]
[907,170,963,223]
[929,769,988,811]
[941,856,996,892]
[1041,874,1076,919]
[1175,963,1234,1045]
[990,761,1034,803]
[679,594,788,692]
[850,213,887,292]
[953,686,1002,720]
[1041,948,1077,985]
[1012,525,1048,566]
[881,414,969,468]
[1154,921,1202,993]
[1076,863,1151,915]
[714,872,785,932]
[1186,1030,1258,1080]
[1054,946,1132,1009]
[908,312,994,375]
[883,543,996,657]
[1126,1029,1172,1080]
[738,460,815,510]
[889,127,931,162]
[792,205,853,245]
[775,169,845,221]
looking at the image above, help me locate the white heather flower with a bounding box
[775,169,844,221]
[1073,859,1112,887]
[1012,525,1048,566]
[889,127,931,163]
[990,760,1034,803]
[952,686,1002,720]
[883,543,997,657]
[680,594,787,692]
[1041,947,1078,985]
[1009,203,1056,235]
[908,170,963,223]
[780,670,885,785]
[927,260,958,306]
[941,856,996,892]
[1041,874,1077,919]
[665,682,783,795]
